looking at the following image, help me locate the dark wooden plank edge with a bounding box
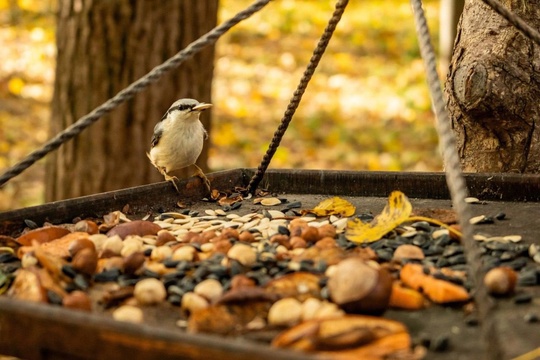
[0,298,310,360]
[256,169,540,201]
[1,169,539,236]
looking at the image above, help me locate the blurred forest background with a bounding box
[0,0,442,211]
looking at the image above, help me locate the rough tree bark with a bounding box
[444,0,540,173]
[46,0,218,201]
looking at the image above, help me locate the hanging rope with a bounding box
[410,1,501,359]
[246,0,349,194]
[0,0,271,188]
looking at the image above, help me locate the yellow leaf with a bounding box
[305,197,356,217]
[346,191,412,243]
[8,77,24,96]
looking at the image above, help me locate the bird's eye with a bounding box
[175,104,195,111]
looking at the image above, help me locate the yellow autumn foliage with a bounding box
[346,191,412,243]
[305,197,356,217]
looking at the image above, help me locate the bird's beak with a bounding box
[192,103,213,112]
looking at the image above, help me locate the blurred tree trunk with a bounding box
[439,0,465,74]
[445,0,540,173]
[46,0,218,201]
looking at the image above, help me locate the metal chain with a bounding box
[246,0,349,194]
[0,0,271,188]
[410,1,500,359]
[482,0,540,47]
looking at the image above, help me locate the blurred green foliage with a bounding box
[0,0,442,211]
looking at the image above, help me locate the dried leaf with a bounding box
[17,226,71,246]
[400,263,470,304]
[346,191,412,244]
[272,315,412,359]
[305,197,356,217]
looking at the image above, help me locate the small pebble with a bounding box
[494,212,506,220]
[524,313,539,323]
[431,334,450,352]
[514,293,533,304]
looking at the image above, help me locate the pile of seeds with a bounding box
[1,196,539,357]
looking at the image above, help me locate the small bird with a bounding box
[147,98,212,193]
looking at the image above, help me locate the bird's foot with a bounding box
[164,174,181,194]
[193,164,211,195]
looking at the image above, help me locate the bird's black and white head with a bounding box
[161,98,212,122]
[150,98,212,149]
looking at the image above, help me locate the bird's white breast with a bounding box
[149,115,206,173]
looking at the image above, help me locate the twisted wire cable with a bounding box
[247,0,349,193]
[0,0,271,188]
[410,1,500,359]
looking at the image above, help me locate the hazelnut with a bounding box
[301,297,323,321]
[190,235,208,245]
[484,267,517,296]
[156,230,176,246]
[113,305,143,323]
[89,234,108,253]
[106,220,161,239]
[230,274,256,290]
[181,292,209,313]
[238,231,256,243]
[200,230,217,243]
[101,235,124,256]
[150,246,173,262]
[301,226,320,243]
[227,243,257,267]
[73,220,99,235]
[194,278,223,303]
[71,247,98,276]
[290,236,307,249]
[213,239,232,254]
[172,245,196,261]
[289,219,309,237]
[123,251,146,275]
[134,278,166,305]
[392,244,425,263]
[318,224,336,239]
[315,237,337,249]
[68,238,96,257]
[270,234,291,249]
[182,232,200,243]
[221,228,239,241]
[328,257,393,315]
[62,290,92,311]
[268,298,303,326]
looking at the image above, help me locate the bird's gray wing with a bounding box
[151,121,164,148]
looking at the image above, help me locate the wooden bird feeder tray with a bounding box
[1,169,539,359]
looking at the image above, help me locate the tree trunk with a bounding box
[444,0,540,173]
[46,0,218,201]
[439,0,465,74]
